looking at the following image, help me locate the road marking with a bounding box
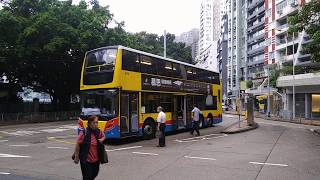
[106,146,143,152]
[184,156,216,161]
[223,114,236,118]
[9,145,30,147]
[0,140,8,143]
[40,128,70,133]
[47,137,75,145]
[48,146,69,150]
[0,125,77,137]
[0,130,41,136]
[0,153,31,158]
[175,134,227,143]
[132,152,159,156]
[0,172,11,175]
[249,162,288,167]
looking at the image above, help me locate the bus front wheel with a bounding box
[143,120,156,139]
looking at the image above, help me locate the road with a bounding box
[0,114,320,180]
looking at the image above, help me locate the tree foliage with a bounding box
[289,0,320,62]
[0,0,192,110]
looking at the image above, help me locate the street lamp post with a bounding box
[267,63,271,117]
[164,30,167,58]
[292,32,295,120]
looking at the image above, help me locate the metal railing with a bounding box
[0,111,80,125]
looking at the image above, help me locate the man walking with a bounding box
[156,106,166,147]
[191,104,201,136]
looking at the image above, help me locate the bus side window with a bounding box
[122,50,140,72]
[141,55,156,74]
[180,65,187,79]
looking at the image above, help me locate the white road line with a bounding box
[40,128,70,133]
[0,153,31,158]
[0,172,11,175]
[106,146,143,152]
[175,134,227,143]
[132,152,159,156]
[9,145,30,147]
[48,147,69,150]
[249,162,288,167]
[0,140,8,143]
[223,114,236,118]
[184,156,216,161]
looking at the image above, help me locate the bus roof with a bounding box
[87,45,219,74]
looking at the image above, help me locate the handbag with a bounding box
[95,131,108,164]
[99,145,109,164]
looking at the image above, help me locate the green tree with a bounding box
[288,0,320,62]
[0,0,192,111]
[0,0,113,110]
[246,80,253,88]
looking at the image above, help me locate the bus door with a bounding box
[120,92,139,136]
[174,95,186,129]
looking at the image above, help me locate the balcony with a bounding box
[248,33,265,44]
[248,58,265,66]
[248,6,265,21]
[248,46,265,56]
[277,72,320,87]
[248,0,264,11]
[247,20,265,32]
[276,3,299,20]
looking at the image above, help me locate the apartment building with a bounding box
[225,0,247,107]
[265,0,320,119]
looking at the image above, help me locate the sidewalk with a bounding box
[224,110,320,126]
[222,120,258,134]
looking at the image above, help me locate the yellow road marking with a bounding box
[47,137,75,145]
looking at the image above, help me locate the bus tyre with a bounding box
[143,120,156,140]
[207,114,214,127]
[208,118,213,127]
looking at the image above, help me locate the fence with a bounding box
[0,111,80,125]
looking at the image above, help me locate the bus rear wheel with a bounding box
[143,120,156,139]
[207,114,214,127]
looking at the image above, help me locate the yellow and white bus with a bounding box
[78,46,222,139]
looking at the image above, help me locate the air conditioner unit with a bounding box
[291,1,298,7]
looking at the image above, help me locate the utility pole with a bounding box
[164,30,167,58]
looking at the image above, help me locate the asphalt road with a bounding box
[0,115,320,180]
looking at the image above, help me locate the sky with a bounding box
[77,0,201,35]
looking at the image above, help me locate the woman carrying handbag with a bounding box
[73,115,108,180]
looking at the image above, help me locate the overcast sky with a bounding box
[77,0,201,35]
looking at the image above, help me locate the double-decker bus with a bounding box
[79,45,222,139]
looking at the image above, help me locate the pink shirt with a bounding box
[77,130,104,163]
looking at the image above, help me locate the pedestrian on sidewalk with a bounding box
[73,115,107,180]
[190,104,201,136]
[157,106,166,147]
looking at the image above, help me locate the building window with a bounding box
[269,52,275,60]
